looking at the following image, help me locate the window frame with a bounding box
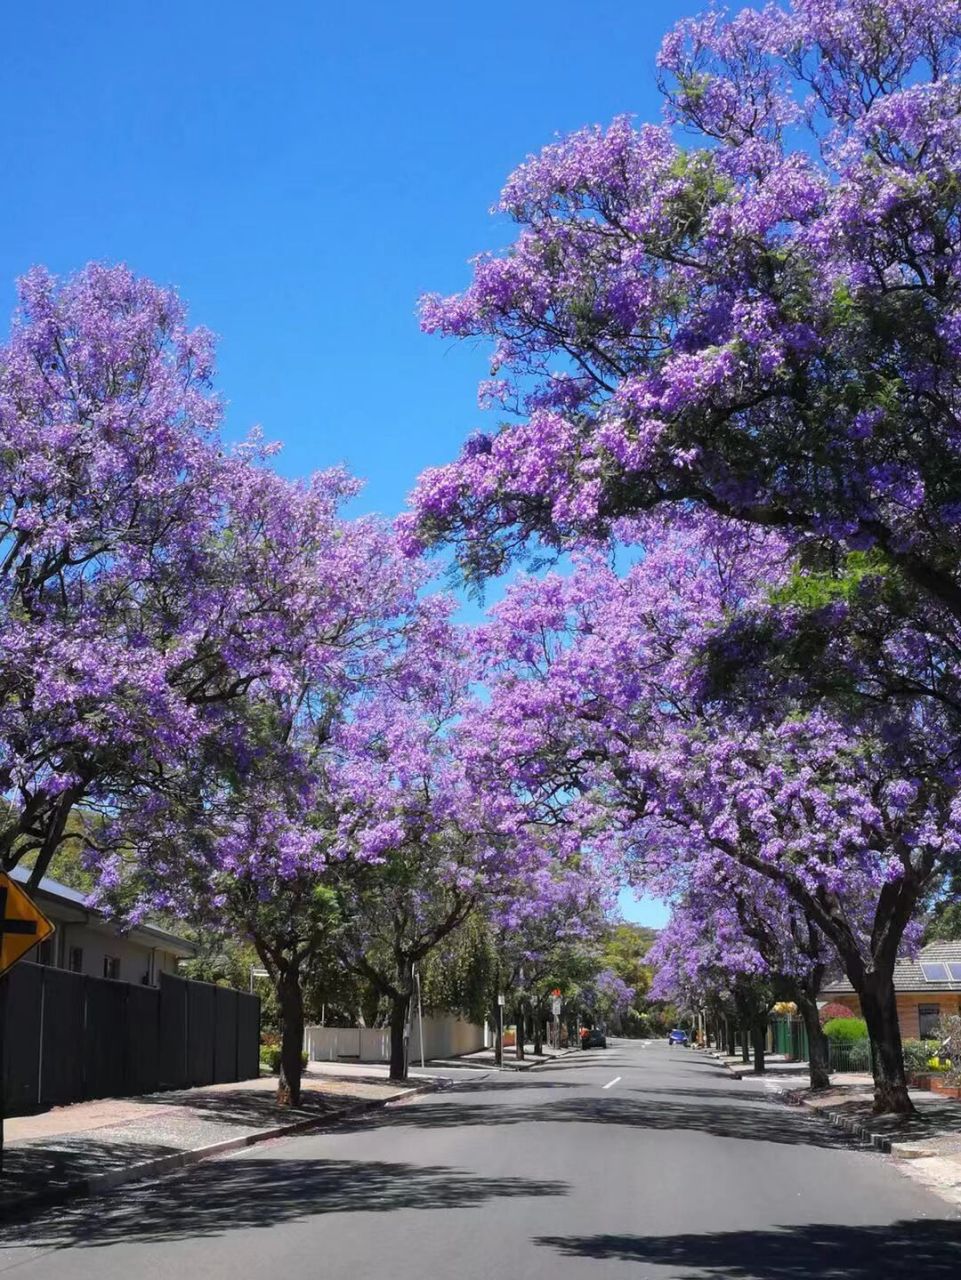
[918,1003,942,1039]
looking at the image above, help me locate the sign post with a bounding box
[0,872,55,1178]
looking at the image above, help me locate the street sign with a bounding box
[551,997,562,1017]
[0,873,55,977]
[497,994,505,1006]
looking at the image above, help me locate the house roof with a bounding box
[821,940,961,996]
[9,865,197,958]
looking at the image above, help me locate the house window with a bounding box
[918,1004,942,1039]
[103,956,120,981]
[68,946,84,974]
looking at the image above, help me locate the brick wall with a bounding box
[823,991,961,1039]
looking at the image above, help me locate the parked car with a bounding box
[581,1028,607,1049]
[668,1029,689,1047]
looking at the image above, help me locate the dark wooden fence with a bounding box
[1,964,260,1116]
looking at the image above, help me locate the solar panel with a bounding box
[921,962,949,981]
[947,962,961,982]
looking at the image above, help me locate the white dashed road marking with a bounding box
[602,1076,622,1090]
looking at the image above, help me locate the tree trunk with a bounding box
[727,1019,737,1056]
[741,1022,750,1064]
[276,966,305,1107]
[533,1014,543,1055]
[516,1006,525,1060]
[796,993,831,1091]
[859,969,914,1115]
[752,1018,766,1074]
[491,1002,503,1066]
[389,989,411,1081]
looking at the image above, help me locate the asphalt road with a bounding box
[2,1040,959,1278]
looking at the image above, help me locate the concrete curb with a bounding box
[526,1048,580,1071]
[715,1055,895,1153]
[776,1085,894,1153]
[0,1080,435,1225]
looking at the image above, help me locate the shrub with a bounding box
[260,1047,308,1073]
[818,1003,857,1024]
[823,1017,868,1043]
[847,1039,872,1072]
[903,1039,940,1074]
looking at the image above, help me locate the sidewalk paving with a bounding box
[0,1064,430,1221]
[709,1050,813,1080]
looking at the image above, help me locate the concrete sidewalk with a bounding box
[709,1049,815,1080]
[1,1065,431,1221]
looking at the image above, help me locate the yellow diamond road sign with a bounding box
[0,872,55,977]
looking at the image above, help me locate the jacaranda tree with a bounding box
[97,474,427,1105]
[475,518,959,1112]
[406,1,961,1115]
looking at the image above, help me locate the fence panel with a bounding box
[237,991,261,1080]
[159,973,188,1089]
[125,983,161,1095]
[186,980,216,1086]
[83,976,129,1100]
[213,986,238,1084]
[3,963,259,1116]
[2,963,42,1113]
[39,968,85,1107]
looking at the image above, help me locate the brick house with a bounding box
[820,941,961,1040]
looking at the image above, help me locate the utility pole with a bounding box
[0,973,7,1178]
[414,965,425,1070]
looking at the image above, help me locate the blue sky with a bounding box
[1,0,700,927]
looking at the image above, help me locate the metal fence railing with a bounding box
[827,1038,871,1073]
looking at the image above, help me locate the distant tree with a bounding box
[924,869,961,942]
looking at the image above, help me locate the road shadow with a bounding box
[1,1157,569,1250]
[345,1092,862,1150]
[445,1079,583,1094]
[534,1219,961,1276]
[621,1086,775,1102]
[0,1136,179,1216]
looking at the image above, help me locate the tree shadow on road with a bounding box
[444,1079,583,1094]
[622,1086,789,1103]
[0,1136,179,1214]
[351,1092,865,1151]
[534,1220,961,1277]
[1,1157,569,1250]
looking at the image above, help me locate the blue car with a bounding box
[668,1029,689,1047]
